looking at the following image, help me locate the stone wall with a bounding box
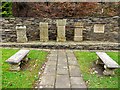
[1,16,119,42]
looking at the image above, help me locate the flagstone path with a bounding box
[38,50,87,89]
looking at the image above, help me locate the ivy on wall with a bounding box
[0,2,12,17]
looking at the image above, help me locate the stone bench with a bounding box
[6,49,30,71]
[96,52,120,75]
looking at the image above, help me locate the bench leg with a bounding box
[96,58,104,65]
[22,56,29,63]
[23,57,28,62]
[103,65,115,76]
[10,63,21,71]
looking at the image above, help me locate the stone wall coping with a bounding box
[2,16,120,19]
[1,41,118,45]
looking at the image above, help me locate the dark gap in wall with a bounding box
[66,26,74,41]
[49,24,57,41]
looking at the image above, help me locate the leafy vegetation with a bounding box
[74,51,119,88]
[1,48,48,88]
[0,2,13,17]
[12,2,119,17]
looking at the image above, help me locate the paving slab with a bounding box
[70,77,86,85]
[57,64,68,69]
[39,85,54,88]
[57,68,69,75]
[39,75,55,86]
[38,50,87,89]
[46,60,57,66]
[55,75,70,88]
[47,56,57,61]
[67,56,77,61]
[48,54,58,57]
[58,59,67,65]
[69,66,81,77]
[43,65,56,75]
[71,85,87,89]
[68,59,78,66]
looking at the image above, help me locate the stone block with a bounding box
[39,22,49,42]
[74,36,83,42]
[56,19,66,26]
[10,63,21,71]
[103,66,115,76]
[57,26,66,42]
[74,22,84,42]
[74,28,83,36]
[74,22,84,27]
[94,24,105,33]
[39,22,48,28]
[16,26,28,43]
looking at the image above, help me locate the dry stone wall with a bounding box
[1,16,119,43]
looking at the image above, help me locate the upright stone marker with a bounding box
[16,25,28,43]
[39,22,49,42]
[56,19,66,42]
[94,24,105,33]
[74,22,84,42]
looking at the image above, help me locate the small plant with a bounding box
[0,2,13,17]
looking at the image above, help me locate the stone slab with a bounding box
[58,60,67,66]
[39,75,55,86]
[46,60,57,66]
[68,59,78,66]
[66,53,75,57]
[55,75,70,88]
[70,77,86,85]
[43,65,56,75]
[36,50,87,89]
[57,68,69,75]
[48,54,57,57]
[39,85,54,88]
[47,56,57,61]
[57,64,68,69]
[67,56,77,61]
[71,84,87,89]
[69,66,81,77]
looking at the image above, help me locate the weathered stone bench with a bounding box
[6,49,30,71]
[96,52,120,75]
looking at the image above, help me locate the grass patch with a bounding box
[74,51,120,88]
[1,48,48,88]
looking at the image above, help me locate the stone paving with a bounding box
[38,49,87,89]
